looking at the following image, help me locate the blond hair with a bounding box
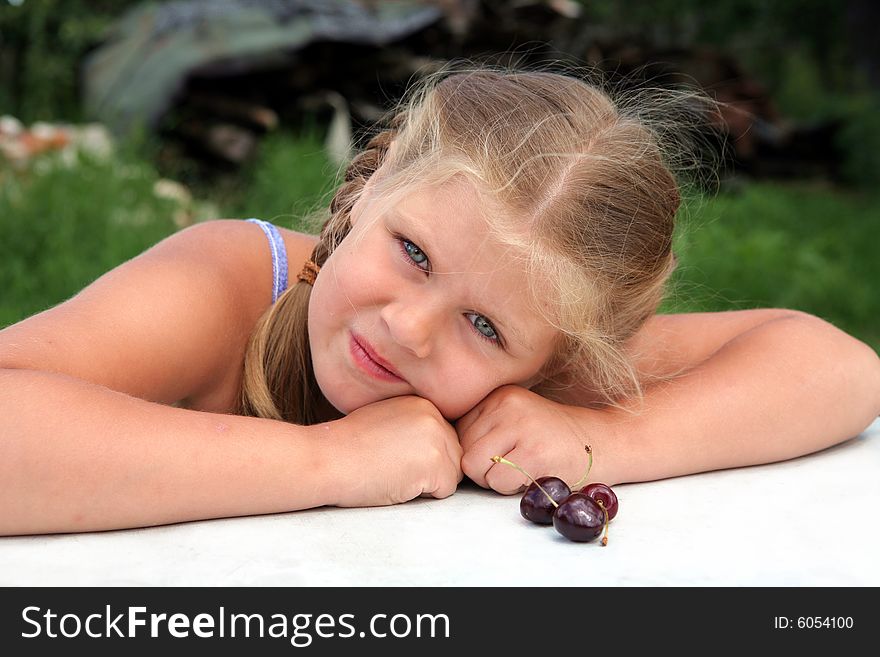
[236,65,714,423]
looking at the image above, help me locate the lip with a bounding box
[350,332,406,383]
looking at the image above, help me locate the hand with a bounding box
[319,395,463,507]
[456,385,607,494]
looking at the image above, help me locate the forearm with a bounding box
[594,315,880,485]
[0,368,334,535]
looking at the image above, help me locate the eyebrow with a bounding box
[388,209,534,352]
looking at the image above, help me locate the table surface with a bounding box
[3,417,878,587]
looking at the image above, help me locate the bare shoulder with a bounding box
[277,225,320,282]
[0,219,318,412]
[624,308,803,381]
[187,219,318,306]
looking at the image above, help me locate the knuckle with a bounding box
[440,469,461,497]
[515,443,539,466]
[459,451,481,477]
[415,412,445,437]
[496,383,522,401]
[414,396,441,415]
[427,445,447,467]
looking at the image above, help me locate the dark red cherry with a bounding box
[520,476,571,525]
[580,483,619,521]
[552,493,604,542]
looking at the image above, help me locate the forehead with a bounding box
[397,181,509,258]
[391,176,525,258]
[384,178,559,352]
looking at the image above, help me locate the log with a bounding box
[174,119,257,164]
[184,92,279,132]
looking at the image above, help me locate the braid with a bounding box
[310,123,401,268]
[237,115,403,425]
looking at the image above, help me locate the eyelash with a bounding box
[393,235,504,349]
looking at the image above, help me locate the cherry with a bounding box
[552,493,605,542]
[580,482,618,521]
[491,446,619,545]
[520,477,571,524]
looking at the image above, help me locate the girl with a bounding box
[1,69,878,535]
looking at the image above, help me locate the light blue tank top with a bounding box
[246,218,289,303]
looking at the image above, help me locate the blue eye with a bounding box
[395,234,504,349]
[400,238,428,270]
[468,313,501,344]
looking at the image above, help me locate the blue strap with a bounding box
[246,218,289,303]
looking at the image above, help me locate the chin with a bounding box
[333,397,361,416]
[313,374,355,415]
[313,366,377,416]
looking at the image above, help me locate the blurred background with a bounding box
[1,0,878,351]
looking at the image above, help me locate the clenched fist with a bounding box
[319,395,463,507]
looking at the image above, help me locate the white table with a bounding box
[3,417,878,587]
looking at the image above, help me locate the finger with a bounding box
[456,382,512,434]
[459,427,517,489]
[485,446,541,495]
[457,401,506,454]
[448,442,465,485]
[453,402,486,449]
[441,422,464,480]
[443,456,465,497]
[424,451,462,499]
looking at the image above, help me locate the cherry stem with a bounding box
[597,499,609,546]
[490,456,559,508]
[570,444,593,489]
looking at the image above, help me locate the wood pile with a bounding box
[138,0,840,180]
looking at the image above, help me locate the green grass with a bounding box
[662,183,880,351]
[222,132,340,230]
[0,153,179,327]
[2,137,878,355]
[0,132,338,328]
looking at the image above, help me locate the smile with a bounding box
[349,333,406,383]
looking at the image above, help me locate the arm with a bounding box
[0,221,460,535]
[0,369,462,535]
[593,312,880,485]
[0,368,333,535]
[458,311,880,491]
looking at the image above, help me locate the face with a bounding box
[307,177,560,421]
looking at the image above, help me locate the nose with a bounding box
[380,296,441,359]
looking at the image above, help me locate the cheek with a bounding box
[312,251,366,312]
[331,239,394,293]
[307,242,391,346]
